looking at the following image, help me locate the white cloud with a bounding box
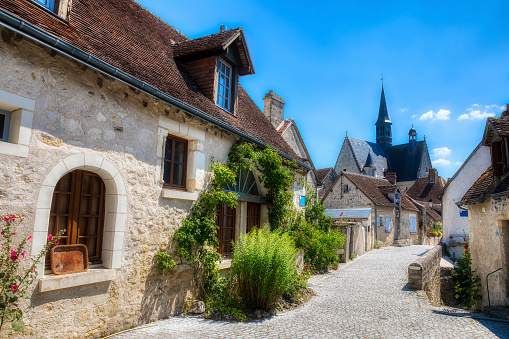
[401,108,408,112]
[412,114,417,118]
[432,147,451,158]
[419,109,451,121]
[432,159,451,167]
[457,104,504,120]
[455,161,463,166]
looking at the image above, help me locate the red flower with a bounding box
[10,254,18,261]
[340,212,343,216]
[464,244,468,249]
[465,250,469,255]
[304,265,308,270]
[22,251,26,258]
[55,239,59,245]
[47,234,53,242]
[10,285,17,292]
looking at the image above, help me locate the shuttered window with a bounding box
[385,217,391,232]
[217,203,236,257]
[410,216,416,234]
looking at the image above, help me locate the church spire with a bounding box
[375,85,392,147]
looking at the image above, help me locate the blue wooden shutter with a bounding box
[385,217,390,232]
[410,216,416,233]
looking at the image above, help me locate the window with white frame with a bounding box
[410,215,416,234]
[0,110,11,142]
[216,59,232,111]
[0,90,35,158]
[385,216,391,232]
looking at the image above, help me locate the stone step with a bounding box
[393,240,410,247]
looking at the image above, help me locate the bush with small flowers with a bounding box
[0,214,62,333]
[452,235,481,309]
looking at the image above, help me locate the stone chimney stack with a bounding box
[428,168,438,183]
[263,90,285,128]
[502,104,509,118]
[384,171,397,184]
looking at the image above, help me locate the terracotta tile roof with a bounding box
[406,197,441,222]
[277,119,292,134]
[406,176,445,205]
[343,172,395,206]
[378,185,397,194]
[462,166,494,203]
[316,167,333,185]
[401,194,420,212]
[0,0,298,159]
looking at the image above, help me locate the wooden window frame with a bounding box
[246,202,261,234]
[216,58,232,112]
[217,203,236,257]
[47,170,105,269]
[163,135,188,190]
[0,110,10,142]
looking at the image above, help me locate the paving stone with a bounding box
[117,245,509,338]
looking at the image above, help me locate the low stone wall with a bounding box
[422,236,442,246]
[408,244,443,305]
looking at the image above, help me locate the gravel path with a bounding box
[116,245,509,338]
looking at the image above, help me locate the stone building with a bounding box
[460,104,509,308]
[0,0,316,337]
[438,143,491,259]
[328,86,432,192]
[322,171,421,247]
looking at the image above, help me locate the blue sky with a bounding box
[137,0,509,179]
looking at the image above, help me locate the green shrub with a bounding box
[374,240,381,249]
[452,240,481,309]
[231,228,298,310]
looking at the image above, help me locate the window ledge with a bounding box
[39,268,116,292]
[162,188,199,201]
[218,259,232,270]
[0,141,29,158]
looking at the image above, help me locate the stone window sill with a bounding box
[0,141,29,158]
[39,267,116,292]
[162,188,199,201]
[218,259,232,270]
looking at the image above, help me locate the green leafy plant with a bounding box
[452,237,481,309]
[156,161,238,296]
[231,228,298,310]
[0,214,62,332]
[374,240,381,249]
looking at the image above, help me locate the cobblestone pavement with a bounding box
[116,246,509,338]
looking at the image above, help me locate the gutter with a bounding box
[0,9,311,171]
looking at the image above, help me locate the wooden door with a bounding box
[246,202,261,233]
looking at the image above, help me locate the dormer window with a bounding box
[31,0,71,19]
[216,59,232,111]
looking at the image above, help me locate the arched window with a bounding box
[47,170,105,267]
[222,169,259,195]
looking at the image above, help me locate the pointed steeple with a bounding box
[376,87,391,125]
[375,86,392,146]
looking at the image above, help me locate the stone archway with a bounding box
[32,153,126,275]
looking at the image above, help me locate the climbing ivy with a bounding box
[157,161,238,296]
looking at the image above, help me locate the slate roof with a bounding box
[386,141,426,182]
[406,176,446,205]
[461,167,493,203]
[0,0,299,160]
[316,167,333,185]
[346,137,388,176]
[376,87,391,124]
[325,208,372,220]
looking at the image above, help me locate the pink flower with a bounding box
[10,254,18,261]
[55,239,59,245]
[11,285,17,292]
[316,256,318,259]
[28,235,32,242]
[22,251,26,258]
[10,214,15,221]
[3,216,9,222]
[12,233,15,235]
[308,259,311,262]
[47,234,53,242]
[11,249,16,254]
[31,267,35,274]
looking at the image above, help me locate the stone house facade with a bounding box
[322,171,421,247]
[0,0,316,337]
[438,143,491,259]
[460,105,509,308]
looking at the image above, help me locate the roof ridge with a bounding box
[173,27,241,46]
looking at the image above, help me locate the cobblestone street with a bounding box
[117,246,509,338]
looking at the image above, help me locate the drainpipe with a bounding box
[0,10,312,171]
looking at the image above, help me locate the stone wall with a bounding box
[469,198,508,307]
[323,175,373,210]
[373,206,396,245]
[0,27,308,338]
[408,245,443,305]
[400,209,420,244]
[333,138,360,175]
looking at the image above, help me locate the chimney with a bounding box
[220,25,227,32]
[502,104,509,118]
[263,90,285,128]
[384,171,397,184]
[428,168,438,183]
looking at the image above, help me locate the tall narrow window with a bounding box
[47,170,105,268]
[0,110,10,142]
[217,203,236,256]
[163,136,188,188]
[216,59,232,111]
[246,202,261,234]
[410,216,416,234]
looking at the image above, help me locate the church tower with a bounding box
[375,86,392,149]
